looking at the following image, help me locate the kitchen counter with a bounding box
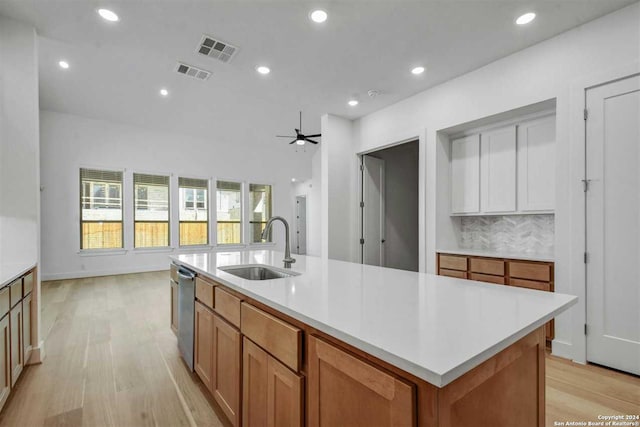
[0,262,36,287]
[172,250,576,387]
[437,247,554,262]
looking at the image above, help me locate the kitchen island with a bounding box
[171,250,577,427]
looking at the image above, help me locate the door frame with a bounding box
[295,195,307,255]
[356,136,424,270]
[567,61,640,364]
[360,155,386,265]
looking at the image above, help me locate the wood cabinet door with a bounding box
[212,313,241,427]
[170,281,178,334]
[480,125,517,213]
[0,316,10,411]
[9,303,22,387]
[308,335,415,427]
[451,134,480,214]
[194,301,214,391]
[267,353,303,427]
[243,338,269,427]
[23,293,32,365]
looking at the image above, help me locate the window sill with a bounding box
[178,245,214,252]
[249,242,276,247]
[78,249,127,257]
[132,247,175,254]
[214,244,247,251]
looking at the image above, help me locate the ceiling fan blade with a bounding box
[305,134,321,138]
[305,139,320,144]
[276,135,296,138]
[289,139,298,144]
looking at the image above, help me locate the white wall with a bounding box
[0,15,42,360]
[338,3,640,363]
[39,110,312,280]
[321,114,355,261]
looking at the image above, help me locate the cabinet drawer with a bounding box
[439,255,467,271]
[23,272,33,296]
[509,261,551,282]
[470,258,504,276]
[215,287,241,329]
[509,278,551,292]
[241,303,302,372]
[469,273,505,285]
[9,279,22,308]
[439,269,467,279]
[0,287,9,318]
[170,264,178,283]
[195,277,214,309]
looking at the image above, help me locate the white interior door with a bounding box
[362,155,385,266]
[295,196,307,255]
[586,74,640,375]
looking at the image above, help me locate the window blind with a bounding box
[179,177,208,189]
[80,168,122,183]
[134,173,169,186]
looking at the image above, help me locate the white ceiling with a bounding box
[0,0,635,147]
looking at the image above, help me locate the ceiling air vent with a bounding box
[175,62,211,81]
[196,35,238,63]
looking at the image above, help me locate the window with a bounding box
[216,181,242,244]
[179,177,209,246]
[134,173,170,248]
[80,168,123,249]
[250,184,272,243]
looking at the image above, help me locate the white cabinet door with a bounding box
[480,126,517,213]
[517,116,555,211]
[451,134,480,214]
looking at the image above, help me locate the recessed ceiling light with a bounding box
[58,60,69,69]
[291,178,296,182]
[98,8,119,22]
[411,66,425,75]
[256,65,271,75]
[516,12,536,25]
[310,9,328,23]
[348,99,359,107]
[159,88,169,97]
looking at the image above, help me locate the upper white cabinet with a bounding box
[481,126,517,213]
[450,114,555,216]
[451,134,480,214]
[517,116,556,212]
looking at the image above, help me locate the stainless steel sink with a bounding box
[219,264,300,281]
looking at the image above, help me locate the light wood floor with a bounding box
[0,271,636,426]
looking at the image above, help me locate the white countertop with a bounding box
[172,250,575,387]
[437,248,555,262]
[0,262,35,287]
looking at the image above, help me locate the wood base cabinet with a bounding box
[0,316,9,411]
[308,335,415,427]
[243,337,303,427]
[22,293,32,365]
[170,280,178,334]
[9,303,22,387]
[212,313,241,427]
[194,301,214,391]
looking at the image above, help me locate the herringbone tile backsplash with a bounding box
[459,214,554,253]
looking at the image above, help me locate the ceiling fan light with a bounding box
[296,139,305,145]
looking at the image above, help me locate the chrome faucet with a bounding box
[261,216,296,268]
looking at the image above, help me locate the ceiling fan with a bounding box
[276,111,321,145]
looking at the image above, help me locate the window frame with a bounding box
[248,182,275,245]
[79,167,125,252]
[215,178,245,247]
[133,172,171,249]
[178,176,210,247]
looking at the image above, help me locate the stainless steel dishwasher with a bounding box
[177,266,196,371]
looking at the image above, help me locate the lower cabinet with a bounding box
[212,313,241,427]
[0,316,10,411]
[9,303,22,387]
[195,301,214,391]
[243,337,303,427]
[23,293,32,365]
[170,280,178,334]
[307,335,414,427]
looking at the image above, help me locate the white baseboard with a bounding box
[551,339,577,362]
[28,340,45,364]
[42,264,169,281]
